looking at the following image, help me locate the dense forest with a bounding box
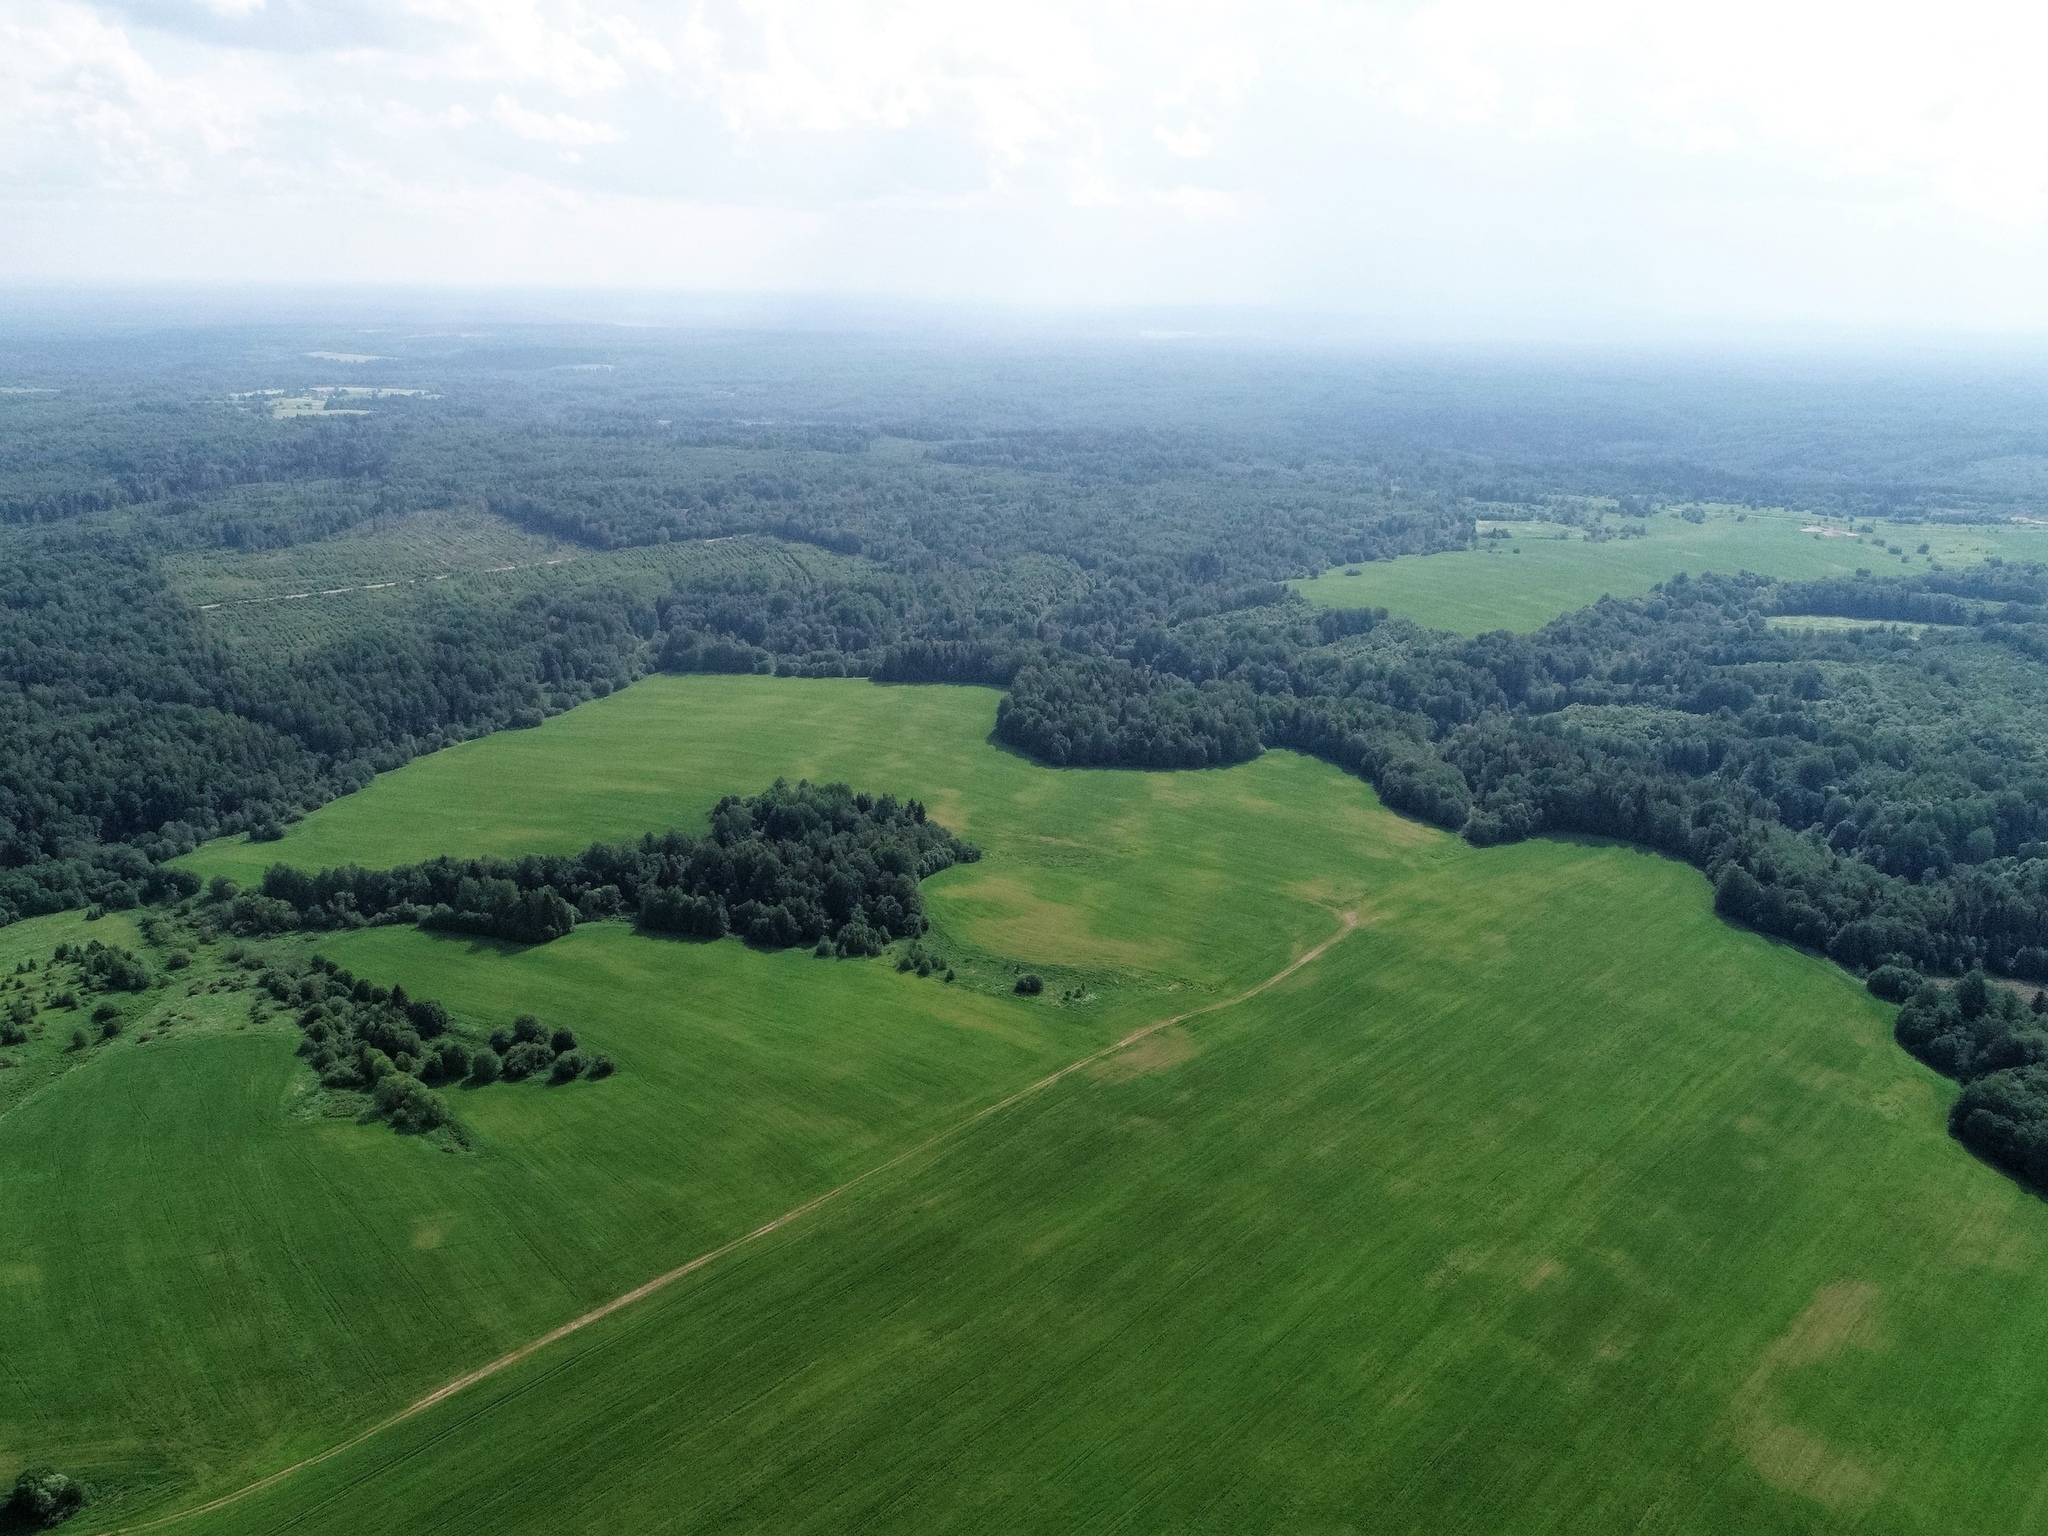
[6,320,2048,1009]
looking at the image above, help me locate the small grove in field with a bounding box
[228,779,976,958]
[0,939,158,1054]
[267,954,614,1135]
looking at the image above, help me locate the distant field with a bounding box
[15,676,2048,1532]
[1765,614,1938,637]
[1293,508,2048,633]
[161,505,578,607]
[166,516,855,652]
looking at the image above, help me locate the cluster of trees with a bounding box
[244,780,977,957]
[1888,970,2048,1185]
[51,939,153,994]
[8,1466,84,1528]
[254,953,611,1135]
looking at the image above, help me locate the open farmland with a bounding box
[1292,506,2048,633]
[0,676,2038,1533]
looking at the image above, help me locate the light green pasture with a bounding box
[1294,509,2048,633]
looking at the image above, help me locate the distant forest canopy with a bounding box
[6,322,2048,985]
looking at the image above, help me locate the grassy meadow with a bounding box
[1292,507,2048,633]
[8,676,2048,1531]
[164,515,857,654]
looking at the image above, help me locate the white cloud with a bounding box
[491,93,621,146]
[1,0,2045,336]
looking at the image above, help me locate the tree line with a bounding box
[231,779,977,958]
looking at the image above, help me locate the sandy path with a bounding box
[108,909,1359,1534]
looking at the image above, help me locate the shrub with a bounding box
[10,1466,85,1527]
[0,1022,25,1047]
[512,1015,545,1044]
[550,1027,578,1055]
[68,1029,88,1051]
[373,1074,449,1133]
[587,1054,616,1079]
[1867,964,1923,1003]
[166,950,191,971]
[834,920,884,958]
[501,1041,552,1080]
[92,1000,120,1024]
[468,1048,502,1084]
[1014,973,1044,996]
[550,1051,585,1083]
[426,1041,471,1084]
[405,998,450,1037]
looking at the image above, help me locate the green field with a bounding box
[162,513,859,654]
[1293,508,2048,633]
[12,676,2048,1532]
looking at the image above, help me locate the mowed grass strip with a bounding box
[1291,509,2048,634]
[179,838,2048,1536]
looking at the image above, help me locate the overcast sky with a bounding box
[4,0,2045,340]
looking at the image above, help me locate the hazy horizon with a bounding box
[5,2,2046,347]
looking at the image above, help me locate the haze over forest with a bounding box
[11,6,2048,1535]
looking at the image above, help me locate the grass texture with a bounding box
[1292,507,2048,633]
[5,677,2047,1533]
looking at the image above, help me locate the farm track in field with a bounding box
[107,910,1360,1535]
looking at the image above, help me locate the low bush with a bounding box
[1014,973,1044,996]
